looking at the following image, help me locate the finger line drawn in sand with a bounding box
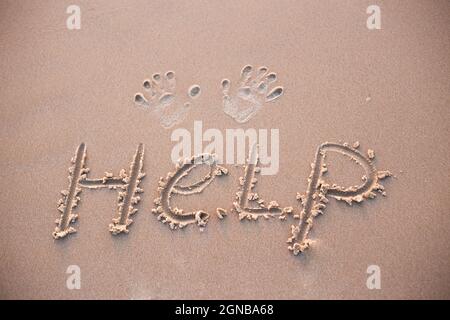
[53,143,87,239]
[52,144,145,239]
[233,144,293,221]
[78,177,124,187]
[152,154,228,230]
[288,142,392,255]
[108,143,145,234]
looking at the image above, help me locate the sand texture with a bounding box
[0,0,449,299]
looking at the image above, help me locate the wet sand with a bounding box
[0,0,449,299]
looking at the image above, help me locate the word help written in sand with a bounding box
[53,141,391,256]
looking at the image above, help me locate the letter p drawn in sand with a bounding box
[287,142,392,255]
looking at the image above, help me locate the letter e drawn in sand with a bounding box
[152,154,228,231]
[233,144,293,221]
[287,142,392,255]
[53,143,145,239]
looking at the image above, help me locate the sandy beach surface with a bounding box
[0,0,449,299]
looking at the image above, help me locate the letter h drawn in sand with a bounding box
[287,142,392,255]
[53,143,145,239]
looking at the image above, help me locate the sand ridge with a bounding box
[288,142,392,255]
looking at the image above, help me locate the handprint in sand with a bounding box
[134,71,201,129]
[221,65,284,123]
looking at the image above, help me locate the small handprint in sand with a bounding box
[221,65,284,123]
[134,71,201,129]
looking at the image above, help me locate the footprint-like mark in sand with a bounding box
[233,144,293,220]
[287,142,392,255]
[152,154,228,231]
[134,71,201,129]
[53,143,145,239]
[221,65,284,123]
